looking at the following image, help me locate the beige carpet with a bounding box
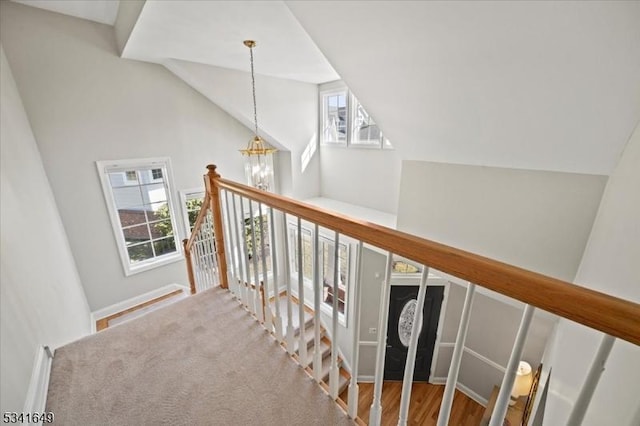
[47,287,354,425]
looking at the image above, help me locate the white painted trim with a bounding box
[436,342,507,372]
[92,283,189,321]
[457,381,488,407]
[430,281,450,379]
[429,377,489,407]
[23,346,53,417]
[90,312,97,334]
[463,346,507,373]
[430,376,447,385]
[357,375,375,383]
[359,340,378,347]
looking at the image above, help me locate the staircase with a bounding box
[273,294,351,402]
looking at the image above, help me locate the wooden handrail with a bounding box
[209,167,640,346]
[185,191,211,249]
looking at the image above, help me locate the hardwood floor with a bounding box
[340,381,484,425]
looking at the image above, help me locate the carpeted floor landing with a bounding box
[46,286,354,425]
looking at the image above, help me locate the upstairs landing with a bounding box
[47,287,353,425]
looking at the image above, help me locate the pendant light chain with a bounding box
[249,44,259,138]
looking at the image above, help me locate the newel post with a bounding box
[206,164,229,289]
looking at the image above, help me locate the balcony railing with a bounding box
[184,164,640,425]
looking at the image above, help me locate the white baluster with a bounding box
[203,213,215,289]
[232,194,248,308]
[329,231,341,399]
[489,304,535,426]
[347,241,364,418]
[398,266,430,426]
[297,218,308,366]
[567,334,615,425]
[281,213,296,354]
[223,190,238,297]
[258,203,272,332]
[437,282,476,426]
[248,200,263,321]
[193,237,204,292]
[369,252,394,426]
[239,197,254,315]
[313,224,322,382]
[269,207,283,341]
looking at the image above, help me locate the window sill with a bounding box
[124,252,183,276]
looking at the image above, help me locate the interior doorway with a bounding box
[384,285,444,381]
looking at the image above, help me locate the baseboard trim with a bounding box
[428,377,488,407]
[23,346,54,416]
[457,382,488,407]
[357,375,375,383]
[91,283,189,325]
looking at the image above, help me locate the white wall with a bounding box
[1,46,91,412]
[395,161,607,401]
[287,1,640,176]
[0,1,252,310]
[544,123,640,425]
[397,161,607,281]
[163,58,321,200]
[319,146,402,214]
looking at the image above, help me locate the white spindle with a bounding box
[208,212,219,287]
[329,231,340,399]
[269,207,283,341]
[223,190,238,297]
[437,282,476,426]
[369,252,394,426]
[313,223,322,382]
[296,218,308,366]
[258,203,272,332]
[567,334,615,425]
[347,241,364,418]
[281,213,296,354]
[398,266,430,426]
[193,238,204,292]
[239,197,254,314]
[248,200,264,321]
[489,304,536,426]
[232,193,248,308]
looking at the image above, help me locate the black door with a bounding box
[384,285,444,381]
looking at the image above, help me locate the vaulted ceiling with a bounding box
[11,0,640,176]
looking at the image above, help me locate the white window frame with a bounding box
[178,188,206,238]
[320,88,349,146]
[287,220,355,327]
[96,157,183,276]
[319,81,393,150]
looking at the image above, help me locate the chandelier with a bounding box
[240,40,277,191]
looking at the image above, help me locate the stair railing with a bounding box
[182,191,219,294]
[188,164,640,425]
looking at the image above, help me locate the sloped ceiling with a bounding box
[11,0,119,25]
[122,1,338,84]
[287,1,640,175]
[11,0,640,175]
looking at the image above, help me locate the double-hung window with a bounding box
[97,158,182,275]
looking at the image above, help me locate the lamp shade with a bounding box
[512,361,533,398]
